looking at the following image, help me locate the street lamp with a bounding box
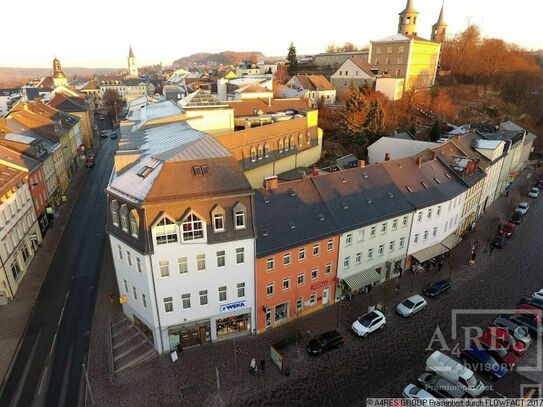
[233,343,241,376]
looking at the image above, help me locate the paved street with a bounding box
[0,133,116,406]
[87,167,543,406]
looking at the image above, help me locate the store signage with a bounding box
[310,280,328,290]
[220,300,247,313]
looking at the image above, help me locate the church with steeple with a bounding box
[127,46,139,78]
[368,0,446,92]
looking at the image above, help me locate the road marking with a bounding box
[10,331,41,406]
[37,366,48,396]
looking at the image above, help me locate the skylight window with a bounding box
[318,214,325,221]
[342,202,349,209]
[434,177,441,184]
[289,222,295,229]
[362,172,368,179]
[263,196,271,204]
[262,229,268,237]
[421,182,429,189]
[289,189,296,197]
[388,192,394,198]
[444,172,451,179]
[193,166,202,176]
[405,186,413,193]
[137,166,154,178]
[341,177,347,184]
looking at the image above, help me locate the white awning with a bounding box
[412,243,449,263]
[343,269,382,291]
[441,233,462,250]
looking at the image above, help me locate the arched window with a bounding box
[264,143,270,158]
[278,139,284,153]
[290,136,295,150]
[129,210,139,238]
[154,216,178,245]
[110,200,119,227]
[306,130,311,145]
[250,147,257,162]
[298,133,303,147]
[182,213,205,242]
[257,144,264,160]
[284,137,290,151]
[120,205,129,232]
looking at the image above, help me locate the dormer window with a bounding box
[120,205,129,232]
[306,130,311,145]
[233,202,246,230]
[284,137,290,150]
[264,143,270,158]
[154,216,178,245]
[211,205,226,233]
[181,213,205,242]
[129,210,139,238]
[278,139,284,153]
[290,136,295,150]
[298,134,303,147]
[257,145,264,160]
[110,200,119,227]
[250,147,257,162]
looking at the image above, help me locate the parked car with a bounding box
[536,180,543,189]
[516,304,543,321]
[507,314,543,337]
[499,222,515,238]
[532,290,543,301]
[492,317,532,348]
[85,150,96,168]
[492,235,506,248]
[97,114,105,120]
[110,131,118,139]
[528,187,540,198]
[396,294,427,318]
[351,310,386,337]
[482,327,525,356]
[306,330,344,355]
[402,384,437,400]
[423,280,451,298]
[515,202,530,215]
[417,372,466,398]
[100,130,108,138]
[473,337,518,369]
[425,351,486,397]
[459,346,507,381]
[521,296,543,310]
[509,212,523,225]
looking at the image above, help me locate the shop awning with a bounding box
[343,269,382,291]
[412,243,449,263]
[441,234,462,250]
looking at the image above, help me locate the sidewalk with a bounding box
[0,165,89,385]
[86,166,538,407]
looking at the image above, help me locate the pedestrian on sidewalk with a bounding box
[260,358,265,371]
[108,290,115,304]
[437,261,443,272]
[395,278,401,294]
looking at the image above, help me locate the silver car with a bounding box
[396,294,427,317]
[515,202,529,215]
[528,187,540,198]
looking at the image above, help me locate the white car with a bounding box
[402,384,437,399]
[528,187,540,198]
[515,202,530,215]
[396,294,427,318]
[351,310,386,337]
[533,289,543,301]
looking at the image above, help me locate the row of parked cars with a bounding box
[403,290,543,399]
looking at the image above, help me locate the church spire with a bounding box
[431,2,448,43]
[127,45,138,77]
[398,0,418,36]
[129,45,135,58]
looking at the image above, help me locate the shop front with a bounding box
[211,299,252,340]
[168,318,211,351]
[336,268,382,301]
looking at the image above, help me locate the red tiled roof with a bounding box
[349,57,375,77]
[226,98,309,117]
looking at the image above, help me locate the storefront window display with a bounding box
[216,314,250,337]
[274,302,288,323]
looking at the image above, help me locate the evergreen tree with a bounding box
[339,86,369,143]
[363,99,386,138]
[429,121,443,142]
[287,42,298,76]
[360,81,372,96]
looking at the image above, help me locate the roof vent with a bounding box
[362,172,368,179]
[289,188,296,197]
[421,182,429,189]
[366,197,373,204]
[341,177,347,184]
[434,177,441,184]
[405,185,413,193]
[444,172,451,179]
[388,192,394,198]
[263,196,271,204]
[289,222,295,229]
[318,214,325,221]
[262,229,268,237]
[342,202,349,209]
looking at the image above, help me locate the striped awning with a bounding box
[343,269,383,291]
[412,243,448,263]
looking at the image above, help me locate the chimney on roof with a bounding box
[384,153,391,161]
[357,160,366,168]
[416,157,422,167]
[311,166,319,176]
[263,175,278,191]
[431,151,437,160]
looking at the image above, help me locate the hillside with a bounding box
[0,67,121,87]
[172,51,281,67]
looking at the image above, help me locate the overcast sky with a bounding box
[1,0,541,68]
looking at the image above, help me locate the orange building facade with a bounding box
[255,236,339,333]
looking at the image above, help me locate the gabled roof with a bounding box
[0,163,25,197]
[433,142,486,187]
[47,93,87,112]
[79,80,98,91]
[235,84,273,94]
[290,75,335,91]
[348,57,375,77]
[179,90,229,109]
[0,144,41,173]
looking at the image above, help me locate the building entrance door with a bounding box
[322,287,330,305]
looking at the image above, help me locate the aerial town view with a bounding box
[1,0,542,406]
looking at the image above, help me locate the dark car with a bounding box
[459,346,507,381]
[417,372,465,398]
[493,317,532,348]
[100,130,108,138]
[520,297,543,311]
[473,337,518,369]
[306,330,344,355]
[110,131,118,139]
[506,315,543,337]
[509,212,523,225]
[499,222,515,238]
[492,235,506,248]
[423,280,451,298]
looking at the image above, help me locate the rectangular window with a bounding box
[378,244,384,256]
[370,226,376,237]
[392,219,398,230]
[213,214,224,232]
[196,254,206,271]
[282,277,290,291]
[142,294,147,308]
[423,230,428,240]
[178,257,188,274]
[283,253,291,266]
[325,263,332,275]
[136,257,142,273]
[127,252,132,266]
[345,234,352,245]
[235,210,245,229]
[159,260,169,278]
[414,234,419,243]
[427,209,432,219]
[355,252,361,264]
[200,290,208,305]
[312,244,320,256]
[164,297,173,313]
[433,227,438,237]
[218,286,227,302]
[402,216,408,227]
[216,251,226,268]
[236,248,245,264]
[417,212,423,222]
[437,206,442,216]
[381,223,387,234]
[327,239,333,251]
[296,297,303,313]
[132,287,137,300]
[123,279,128,293]
[266,257,274,271]
[389,241,395,252]
[344,256,350,268]
[237,282,245,298]
[182,293,191,309]
[311,268,318,281]
[368,248,374,259]
[118,245,123,260]
[310,292,317,305]
[266,283,274,296]
[298,248,306,261]
[297,272,305,286]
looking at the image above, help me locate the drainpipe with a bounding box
[250,193,258,335]
[148,252,166,353]
[0,253,15,300]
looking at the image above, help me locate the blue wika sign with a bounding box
[220,300,247,313]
